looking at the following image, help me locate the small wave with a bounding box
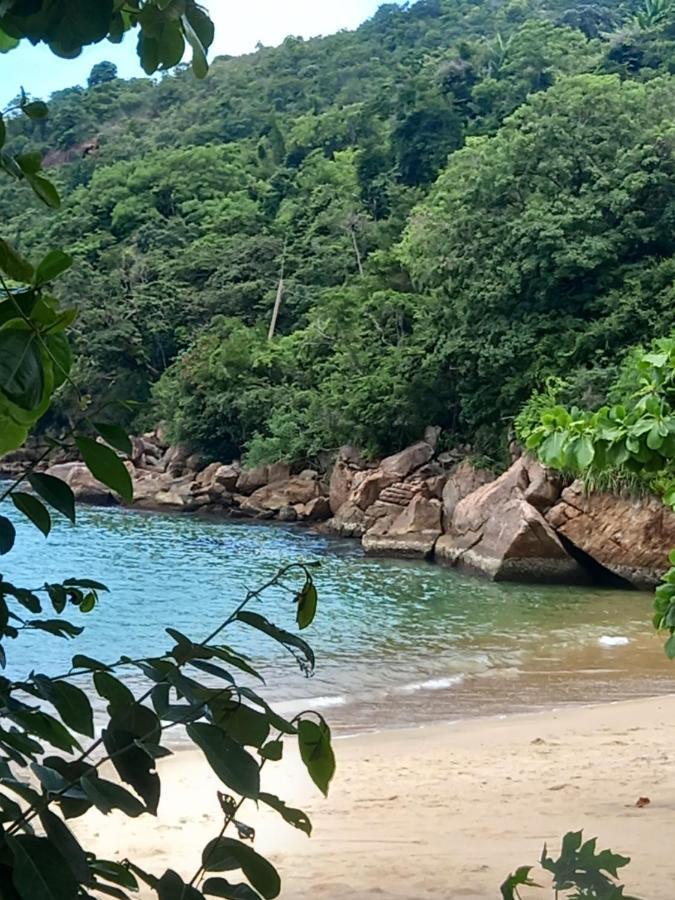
[399,675,465,693]
[274,695,348,715]
[598,635,630,647]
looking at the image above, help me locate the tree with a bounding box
[0,6,336,899]
[88,61,118,87]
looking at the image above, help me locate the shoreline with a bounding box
[81,692,675,899]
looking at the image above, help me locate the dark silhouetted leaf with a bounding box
[258,793,311,836]
[11,492,51,536]
[201,838,280,899]
[235,612,314,674]
[203,877,262,899]
[0,238,34,282]
[93,422,132,456]
[297,717,335,797]
[75,435,133,502]
[28,473,75,522]
[295,580,317,630]
[0,330,43,409]
[187,723,260,798]
[39,809,90,882]
[80,776,146,818]
[0,516,16,555]
[8,834,79,900]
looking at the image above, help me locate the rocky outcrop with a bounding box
[363,495,442,559]
[441,460,493,528]
[239,475,321,515]
[547,482,675,589]
[436,457,584,583]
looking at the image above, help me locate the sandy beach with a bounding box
[82,694,675,899]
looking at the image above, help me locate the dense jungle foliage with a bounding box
[2,0,675,465]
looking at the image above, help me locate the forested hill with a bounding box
[3,0,675,466]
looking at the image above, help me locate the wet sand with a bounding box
[82,693,675,899]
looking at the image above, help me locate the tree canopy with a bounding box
[2,0,674,464]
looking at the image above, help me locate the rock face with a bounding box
[547,482,675,588]
[239,475,321,515]
[441,460,493,529]
[363,495,442,559]
[437,457,584,583]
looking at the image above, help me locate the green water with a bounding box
[4,504,675,735]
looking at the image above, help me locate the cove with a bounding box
[5,504,675,737]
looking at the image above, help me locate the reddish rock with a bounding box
[237,465,270,495]
[437,459,584,582]
[363,495,442,559]
[441,460,493,528]
[295,496,332,522]
[240,477,321,514]
[214,463,241,492]
[547,482,675,588]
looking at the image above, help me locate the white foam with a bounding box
[399,675,465,693]
[274,695,347,716]
[598,635,630,647]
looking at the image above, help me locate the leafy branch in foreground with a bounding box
[502,830,639,899]
[0,561,334,899]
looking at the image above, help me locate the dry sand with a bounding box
[81,694,675,899]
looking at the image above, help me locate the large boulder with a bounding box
[46,462,119,506]
[363,495,442,559]
[329,446,368,514]
[237,465,270,495]
[214,463,241,492]
[325,500,373,538]
[441,460,493,528]
[380,441,435,479]
[239,477,321,514]
[547,482,675,588]
[295,496,332,522]
[437,459,585,582]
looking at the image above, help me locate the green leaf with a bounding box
[207,646,264,683]
[103,705,161,814]
[500,866,539,899]
[10,709,81,753]
[0,239,34,282]
[11,492,51,536]
[33,675,94,737]
[28,473,75,522]
[203,878,262,900]
[39,809,91,883]
[75,435,133,502]
[235,612,314,674]
[27,618,83,639]
[26,174,60,209]
[90,859,139,891]
[94,671,135,710]
[0,114,4,149]
[93,421,133,455]
[259,741,283,762]
[80,775,146,818]
[187,723,261,798]
[71,654,111,672]
[8,834,79,900]
[296,580,318,630]
[181,13,208,78]
[157,870,204,900]
[21,101,49,120]
[258,792,311,836]
[34,251,72,286]
[15,151,42,175]
[202,839,280,899]
[297,717,335,797]
[214,703,270,749]
[0,330,43,409]
[575,435,595,469]
[665,633,675,660]
[0,515,16,555]
[669,549,675,567]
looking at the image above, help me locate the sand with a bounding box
[81,694,675,899]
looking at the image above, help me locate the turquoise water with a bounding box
[4,504,675,735]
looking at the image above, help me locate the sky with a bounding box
[1,0,392,107]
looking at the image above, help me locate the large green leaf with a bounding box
[80,775,146,818]
[93,421,132,455]
[297,717,335,797]
[201,838,280,900]
[186,723,260,798]
[34,250,73,286]
[11,491,51,536]
[203,878,262,900]
[39,809,91,883]
[103,705,161,814]
[32,675,94,737]
[28,473,75,522]
[295,579,317,630]
[157,870,204,900]
[75,435,133,502]
[0,239,34,283]
[235,612,314,674]
[0,330,44,409]
[8,834,79,900]
[26,173,60,208]
[0,515,16,555]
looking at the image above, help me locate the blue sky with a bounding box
[1,0,392,107]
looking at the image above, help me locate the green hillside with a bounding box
[3,0,675,464]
